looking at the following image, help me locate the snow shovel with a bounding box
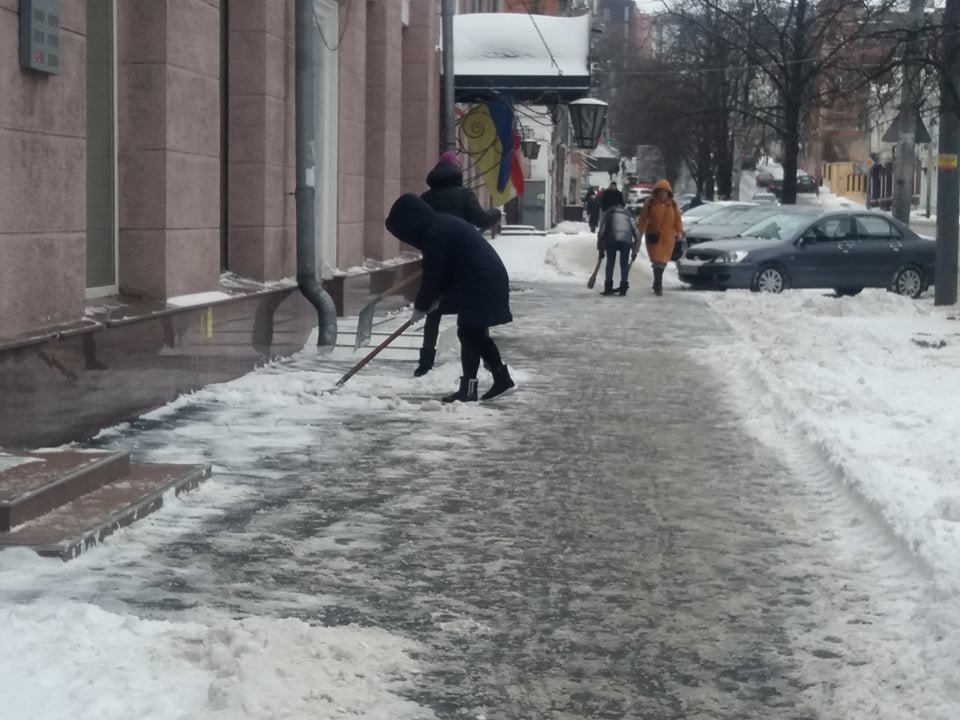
[333,317,416,389]
[586,256,603,289]
[354,271,422,349]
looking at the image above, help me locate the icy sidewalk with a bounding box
[701,289,960,594]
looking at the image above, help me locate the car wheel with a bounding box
[750,264,788,293]
[893,266,924,299]
[834,287,863,297]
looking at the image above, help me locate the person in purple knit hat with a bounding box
[413,151,502,378]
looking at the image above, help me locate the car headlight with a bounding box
[714,250,749,264]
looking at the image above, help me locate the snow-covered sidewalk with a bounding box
[2,221,959,718]
[701,289,960,592]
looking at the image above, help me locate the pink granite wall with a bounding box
[401,0,441,202]
[363,0,402,261]
[0,1,86,338]
[117,0,221,300]
[337,0,367,270]
[227,0,296,281]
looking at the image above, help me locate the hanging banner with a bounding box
[460,103,525,204]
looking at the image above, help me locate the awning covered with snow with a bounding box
[452,13,592,103]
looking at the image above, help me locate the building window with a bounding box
[86,0,117,293]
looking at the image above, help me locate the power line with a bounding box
[517,0,564,75]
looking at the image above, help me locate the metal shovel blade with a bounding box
[353,270,422,350]
[354,300,379,350]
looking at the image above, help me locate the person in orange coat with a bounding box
[636,179,683,296]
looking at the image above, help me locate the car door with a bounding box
[852,215,904,287]
[791,217,855,288]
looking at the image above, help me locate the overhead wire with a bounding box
[517,0,564,75]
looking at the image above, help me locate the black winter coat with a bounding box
[420,162,501,230]
[386,194,512,329]
[600,188,625,212]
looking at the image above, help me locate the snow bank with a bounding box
[703,289,960,593]
[490,231,597,284]
[0,601,429,720]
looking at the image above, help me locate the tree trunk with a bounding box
[781,101,801,205]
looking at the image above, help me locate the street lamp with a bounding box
[520,138,541,159]
[568,98,608,150]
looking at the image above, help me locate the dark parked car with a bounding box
[674,202,757,260]
[683,205,790,249]
[769,173,817,198]
[676,209,936,297]
[756,169,775,187]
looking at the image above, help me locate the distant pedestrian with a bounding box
[386,194,515,403]
[600,181,625,212]
[585,188,601,233]
[414,151,502,378]
[636,179,683,297]
[596,205,640,296]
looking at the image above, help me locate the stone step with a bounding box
[0,463,210,560]
[0,450,131,531]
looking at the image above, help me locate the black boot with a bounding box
[413,348,435,377]
[601,280,615,296]
[653,267,664,296]
[442,377,478,403]
[618,281,629,296]
[481,365,516,401]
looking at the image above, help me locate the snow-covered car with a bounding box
[752,192,779,205]
[683,205,791,249]
[677,209,936,297]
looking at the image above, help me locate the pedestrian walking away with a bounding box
[585,188,601,233]
[386,193,515,403]
[636,179,683,296]
[596,204,641,296]
[414,152,502,378]
[599,181,625,212]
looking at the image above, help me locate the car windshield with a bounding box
[741,212,818,239]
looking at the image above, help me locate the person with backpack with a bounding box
[414,151,501,377]
[636,179,683,296]
[596,204,641,296]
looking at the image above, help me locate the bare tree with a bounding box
[668,0,902,204]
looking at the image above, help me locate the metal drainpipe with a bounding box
[295,0,338,348]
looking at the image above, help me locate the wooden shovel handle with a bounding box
[336,318,416,387]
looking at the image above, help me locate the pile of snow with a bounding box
[702,289,960,594]
[0,599,429,720]
[552,220,589,235]
[490,230,597,284]
[804,187,866,210]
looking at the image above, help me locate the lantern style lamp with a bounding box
[520,138,541,159]
[568,98,608,150]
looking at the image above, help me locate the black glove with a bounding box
[598,250,605,260]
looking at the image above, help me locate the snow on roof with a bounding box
[453,13,591,78]
[590,142,619,159]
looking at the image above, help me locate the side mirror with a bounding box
[797,236,808,247]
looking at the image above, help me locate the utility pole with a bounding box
[936,0,960,305]
[441,0,457,152]
[891,0,924,224]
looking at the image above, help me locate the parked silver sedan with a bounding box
[676,209,936,297]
